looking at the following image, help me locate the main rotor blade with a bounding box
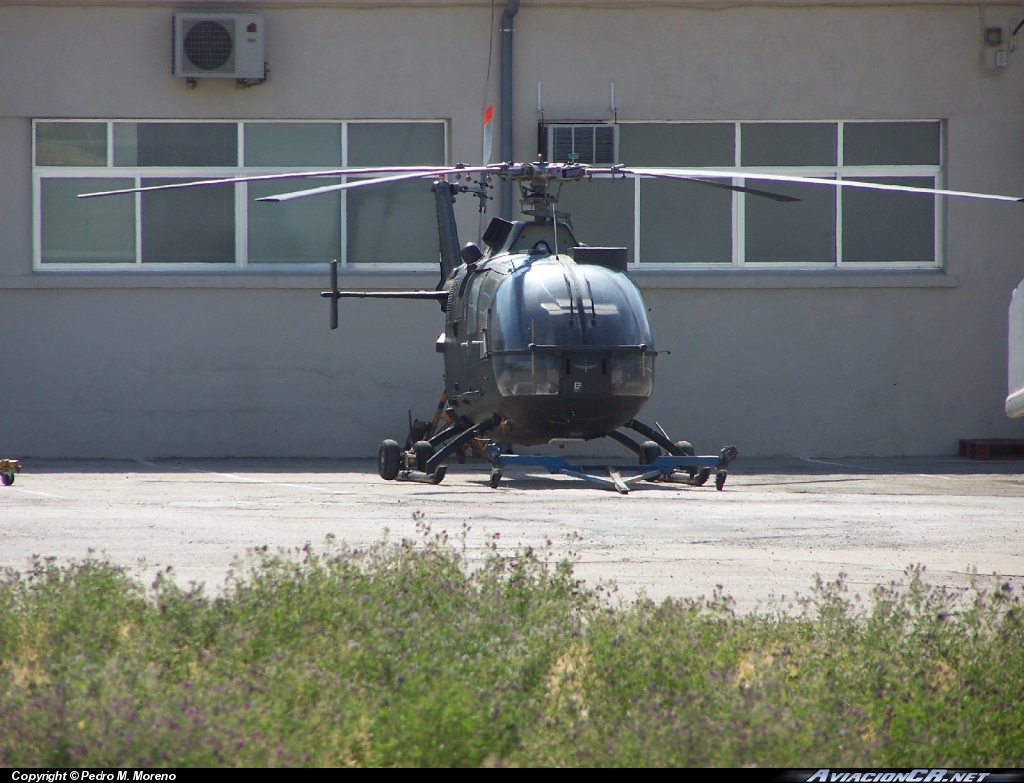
[650,174,801,202]
[77,165,486,199]
[323,290,449,300]
[257,168,483,202]
[620,167,1024,204]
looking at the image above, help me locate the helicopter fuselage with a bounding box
[440,219,656,445]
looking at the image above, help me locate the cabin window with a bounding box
[33,120,446,269]
[558,120,943,269]
[610,355,655,397]
[494,356,561,397]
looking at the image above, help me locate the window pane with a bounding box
[35,122,107,166]
[556,178,634,263]
[346,178,438,264]
[244,123,343,167]
[640,179,731,263]
[114,123,237,167]
[141,178,234,263]
[741,123,837,166]
[745,180,835,263]
[248,180,341,263]
[347,123,445,166]
[619,123,734,167]
[844,122,940,166]
[41,178,135,263]
[842,177,935,262]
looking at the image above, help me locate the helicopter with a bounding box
[322,161,750,493]
[81,160,1022,492]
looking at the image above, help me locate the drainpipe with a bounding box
[500,0,520,219]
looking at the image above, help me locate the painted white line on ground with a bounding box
[797,456,953,479]
[1,487,71,499]
[135,460,355,495]
[799,456,878,471]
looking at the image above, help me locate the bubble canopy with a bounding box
[489,258,655,399]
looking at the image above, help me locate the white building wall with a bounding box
[2,1,1024,458]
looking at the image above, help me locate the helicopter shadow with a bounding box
[468,472,712,494]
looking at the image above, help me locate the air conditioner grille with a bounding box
[172,12,264,80]
[183,19,234,72]
[548,124,618,165]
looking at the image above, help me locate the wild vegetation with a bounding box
[1,521,1021,767]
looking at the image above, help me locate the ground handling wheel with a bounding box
[639,441,661,465]
[378,439,401,480]
[674,440,696,456]
[0,459,20,487]
[673,440,697,477]
[413,440,435,472]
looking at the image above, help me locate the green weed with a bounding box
[0,524,1020,767]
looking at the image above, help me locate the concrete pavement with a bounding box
[1,455,1021,612]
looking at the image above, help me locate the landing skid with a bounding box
[377,413,501,486]
[375,401,738,494]
[484,444,738,494]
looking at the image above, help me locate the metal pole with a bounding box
[500,0,520,219]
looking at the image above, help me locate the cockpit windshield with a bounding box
[489,261,655,399]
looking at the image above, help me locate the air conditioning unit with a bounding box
[172,11,265,80]
[543,123,619,166]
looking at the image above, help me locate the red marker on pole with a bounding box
[482,104,494,165]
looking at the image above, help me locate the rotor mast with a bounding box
[503,161,586,220]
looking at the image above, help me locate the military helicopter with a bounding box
[81,160,1021,492]
[321,160,753,493]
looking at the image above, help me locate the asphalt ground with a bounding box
[1,455,1021,612]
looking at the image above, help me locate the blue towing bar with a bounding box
[484,444,738,494]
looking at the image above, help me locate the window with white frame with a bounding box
[556,120,942,268]
[33,120,447,269]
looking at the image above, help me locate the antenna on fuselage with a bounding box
[551,199,559,256]
[550,155,581,257]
